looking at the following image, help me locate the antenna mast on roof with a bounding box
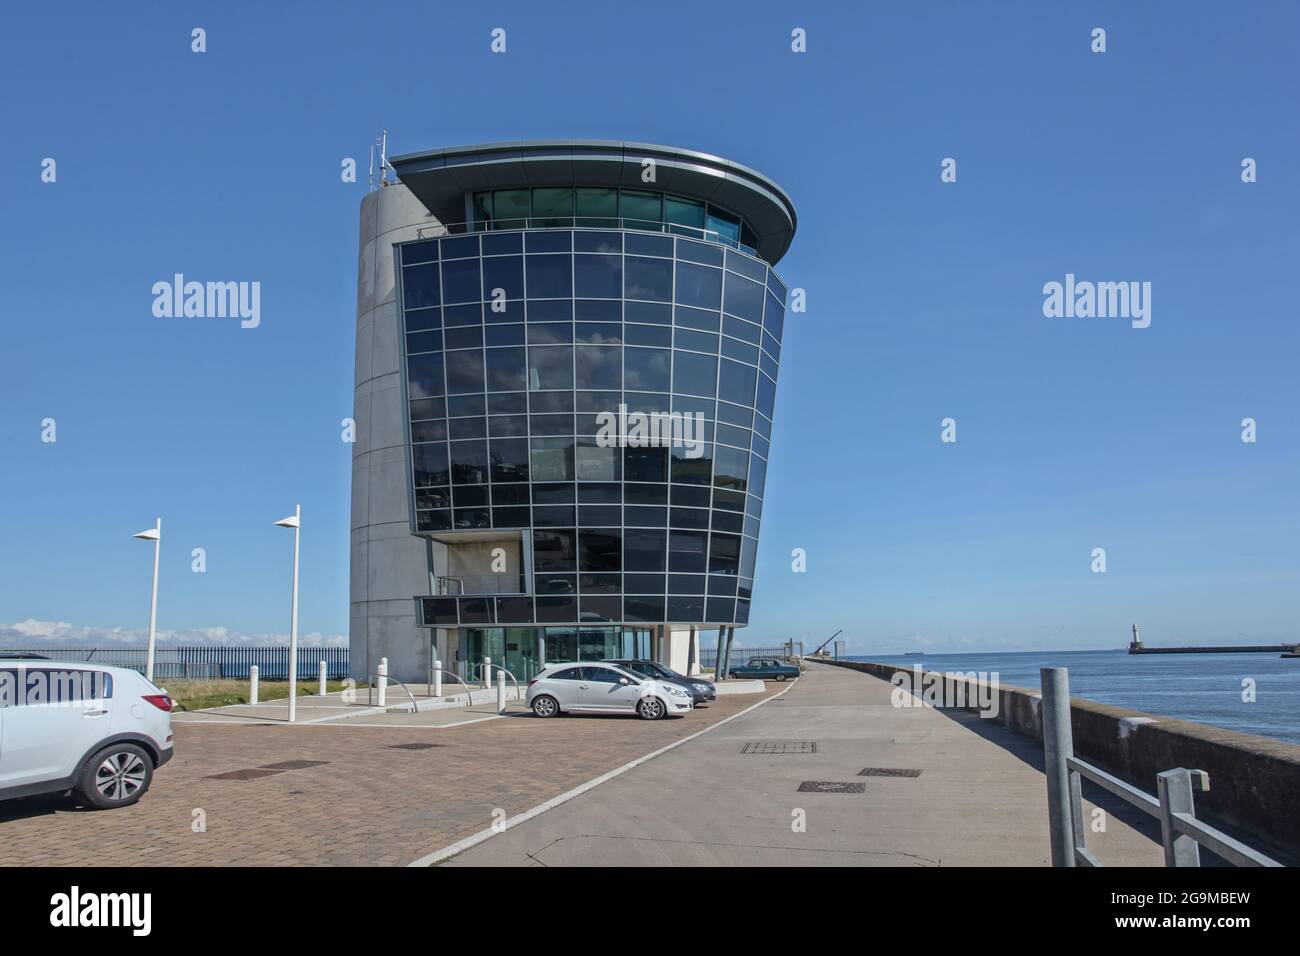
[368,129,391,190]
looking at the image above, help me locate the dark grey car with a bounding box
[608,659,716,705]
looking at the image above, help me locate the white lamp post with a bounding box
[131,518,162,682]
[274,505,302,723]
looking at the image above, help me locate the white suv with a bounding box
[0,659,175,809]
[527,662,693,719]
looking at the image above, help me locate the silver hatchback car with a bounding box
[527,662,693,720]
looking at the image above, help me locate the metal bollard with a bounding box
[483,655,492,689]
[497,670,506,714]
[377,657,388,708]
[433,659,442,697]
[249,665,259,705]
[1041,667,1077,867]
[319,660,328,697]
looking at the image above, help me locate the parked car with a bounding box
[527,662,693,719]
[608,659,716,705]
[728,656,800,681]
[0,660,174,809]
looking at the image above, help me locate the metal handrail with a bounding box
[1168,809,1282,868]
[422,665,525,709]
[366,673,419,714]
[1066,757,1279,867]
[492,667,523,705]
[1066,756,1160,814]
[1043,667,1282,868]
[425,665,482,707]
[434,574,526,596]
[413,217,759,257]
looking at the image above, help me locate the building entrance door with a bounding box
[464,628,542,683]
[502,627,541,681]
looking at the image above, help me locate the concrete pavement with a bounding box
[443,661,1165,865]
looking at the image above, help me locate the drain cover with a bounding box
[388,742,444,750]
[858,767,922,778]
[205,769,285,781]
[258,760,330,771]
[797,781,865,794]
[741,741,817,754]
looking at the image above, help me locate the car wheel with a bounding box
[637,697,665,720]
[76,743,154,810]
[531,695,560,718]
[774,674,787,682]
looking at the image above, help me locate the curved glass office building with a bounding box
[351,141,796,682]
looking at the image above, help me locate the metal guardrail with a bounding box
[434,574,526,595]
[1041,667,1282,868]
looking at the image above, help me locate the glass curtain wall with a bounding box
[404,228,787,631]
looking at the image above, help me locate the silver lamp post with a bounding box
[131,518,162,682]
[274,505,302,722]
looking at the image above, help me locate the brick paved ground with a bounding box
[0,688,778,866]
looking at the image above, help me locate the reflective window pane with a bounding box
[574,254,622,298]
[445,349,485,394]
[713,445,749,493]
[532,187,574,223]
[493,189,530,227]
[489,438,529,483]
[526,255,573,298]
[717,359,757,406]
[530,437,575,482]
[579,529,621,572]
[441,258,482,305]
[575,345,622,390]
[528,346,573,390]
[673,350,717,398]
[576,439,621,481]
[723,271,764,323]
[412,443,450,487]
[664,196,705,228]
[624,347,670,392]
[403,263,440,309]
[450,440,488,484]
[674,262,722,309]
[482,255,523,301]
[620,189,662,226]
[668,530,709,573]
[576,187,618,223]
[624,529,667,572]
[625,257,672,301]
[407,353,445,400]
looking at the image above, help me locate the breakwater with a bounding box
[1129,643,1295,655]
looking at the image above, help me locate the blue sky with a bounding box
[2,1,1297,654]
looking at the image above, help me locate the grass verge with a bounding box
[163,678,364,712]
